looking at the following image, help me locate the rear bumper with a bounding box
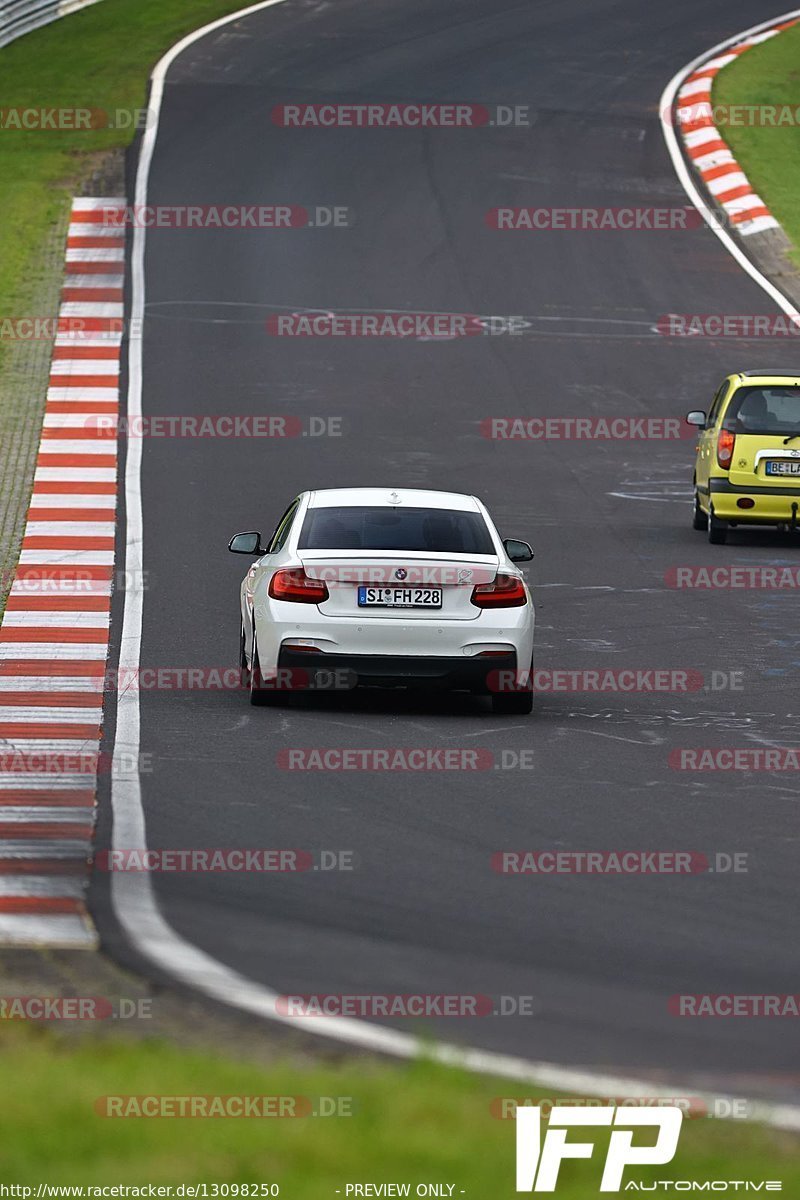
[277,647,518,693]
[705,479,800,523]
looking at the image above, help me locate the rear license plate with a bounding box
[357,586,442,608]
[765,460,800,476]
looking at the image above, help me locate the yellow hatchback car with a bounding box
[687,371,800,544]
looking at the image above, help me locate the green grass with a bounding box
[713,22,800,264]
[0,1026,798,1192]
[0,0,268,616]
[0,0,256,338]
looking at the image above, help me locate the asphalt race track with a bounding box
[97,0,800,1099]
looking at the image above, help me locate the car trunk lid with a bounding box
[298,552,499,620]
[727,434,800,486]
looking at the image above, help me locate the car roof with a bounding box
[735,371,800,381]
[306,488,481,512]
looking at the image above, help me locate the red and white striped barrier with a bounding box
[0,196,125,947]
[675,18,798,237]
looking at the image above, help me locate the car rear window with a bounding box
[298,506,495,554]
[723,385,800,435]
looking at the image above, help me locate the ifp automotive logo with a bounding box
[514,1105,783,1192]
[515,1104,682,1192]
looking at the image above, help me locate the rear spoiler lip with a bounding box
[297,550,498,561]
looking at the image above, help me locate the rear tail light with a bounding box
[470,574,527,608]
[268,568,329,604]
[716,428,735,469]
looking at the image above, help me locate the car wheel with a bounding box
[708,507,728,545]
[491,659,533,715]
[239,620,250,689]
[249,632,280,707]
[692,492,707,531]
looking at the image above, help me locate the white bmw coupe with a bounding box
[229,487,535,713]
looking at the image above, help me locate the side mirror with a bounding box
[686,410,706,428]
[503,538,534,563]
[228,531,263,555]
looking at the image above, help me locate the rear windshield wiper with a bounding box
[783,433,800,444]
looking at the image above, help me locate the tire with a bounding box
[491,659,533,715]
[239,620,250,690]
[249,633,280,706]
[692,492,707,531]
[708,507,728,545]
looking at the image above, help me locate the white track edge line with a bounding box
[110,0,800,1131]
